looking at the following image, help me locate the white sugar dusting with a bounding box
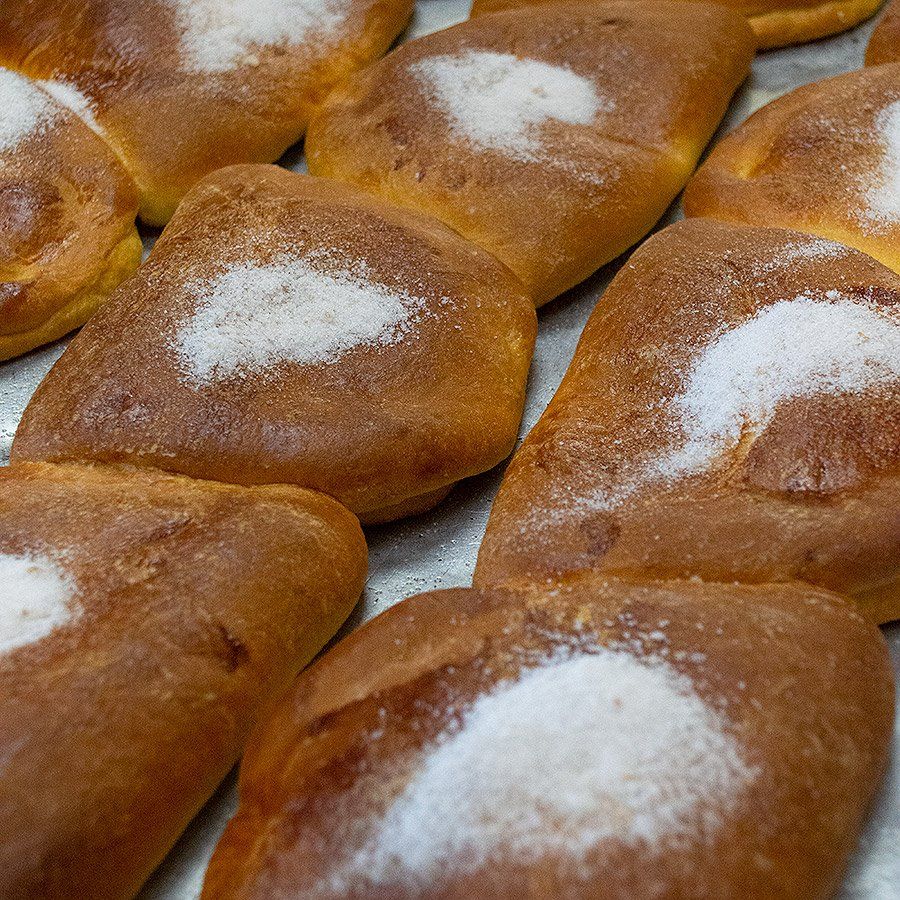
[0,551,78,656]
[172,0,349,73]
[585,292,900,511]
[338,649,754,887]
[175,254,426,383]
[410,50,608,166]
[863,99,900,228]
[0,68,58,153]
[36,79,104,137]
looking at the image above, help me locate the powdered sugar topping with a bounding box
[410,50,608,165]
[339,649,754,886]
[0,68,58,153]
[862,99,900,228]
[171,0,349,73]
[584,292,900,511]
[36,79,104,137]
[0,551,78,656]
[175,252,427,383]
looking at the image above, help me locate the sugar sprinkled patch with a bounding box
[657,292,900,480]
[0,551,78,655]
[175,253,427,384]
[410,50,608,165]
[171,0,349,73]
[36,79,104,137]
[0,68,58,153]
[581,292,900,511]
[863,99,900,228]
[340,649,754,886]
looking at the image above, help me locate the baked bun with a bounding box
[0,0,413,225]
[201,577,894,899]
[475,219,900,624]
[471,0,883,48]
[306,2,754,305]
[11,166,536,523]
[0,461,366,899]
[684,64,900,278]
[0,68,141,361]
[867,0,900,64]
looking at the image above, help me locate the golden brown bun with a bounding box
[684,64,900,278]
[0,461,366,900]
[475,219,900,624]
[11,166,536,523]
[201,577,894,899]
[0,0,413,225]
[0,70,141,361]
[471,0,883,48]
[867,0,900,63]
[306,2,754,305]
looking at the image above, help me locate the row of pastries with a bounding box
[0,0,899,897]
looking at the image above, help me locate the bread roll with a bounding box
[0,0,413,225]
[0,68,141,361]
[201,577,894,899]
[684,64,900,278]
[306,2,754,305]
[12,166,536,523]
[0,461,366,899]
[867,0,900,64]
[475,219,900,624]
[471,0,883,48]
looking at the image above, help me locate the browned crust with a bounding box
[306,1,754,305]
[474,219,900,623]
[471,0,883,48]
[201,578,894,899]
[0,0,414,224]
[11,166,536,521]
[0,461,367,900]
[867,0,900,64]
[683,63,900,278]
[0,84,140,361]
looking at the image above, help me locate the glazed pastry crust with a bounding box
[0,461,366,900]
[11,166,536,522]
[0,0,414,224]
[201,578,894,899]
[867,0,900,64]
[683,64,900,278]
[474,220,900,623]
[306,1,754,305]
[471,0,884,48]
[0,84,141,361]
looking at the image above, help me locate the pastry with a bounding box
[305,1,754,305]
[684,63,900,278]
[471,0,885,49]
[201,577,894,898]
[867,0,900,64]
[11,166,536,523]
[0,67,141,362]
[0,0,414,225]
[474,219,900,624]
[0,460,366,899]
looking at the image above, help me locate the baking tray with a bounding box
[0,2,897,896]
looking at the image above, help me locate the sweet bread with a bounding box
[0,68,141,362]
[0,461,366,899]
[201,577,894,899]
[684,64,900,278]
[470,0,884,49]
[867,0,900,63]
[0,0,413,225]
[474,219,900,624]
[11,166,536,523]
[306,1,754,305]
